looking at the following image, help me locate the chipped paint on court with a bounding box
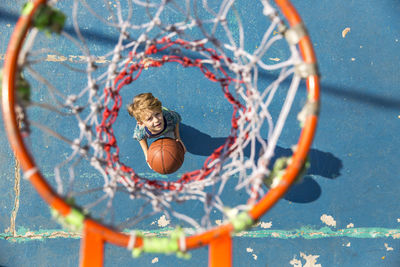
[320,214,336,227]
[246,247,257,260]
[342,27,350,38]
[290,252,322,267]
[384,243,393,251]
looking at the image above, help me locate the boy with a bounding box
[127,93,186,164]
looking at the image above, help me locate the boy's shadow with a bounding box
[180,123,342,203]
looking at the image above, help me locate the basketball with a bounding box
[147,138,185,174]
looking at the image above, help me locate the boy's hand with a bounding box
[145,154,153,170]
[176,139,186,153]
[147,160,153,170]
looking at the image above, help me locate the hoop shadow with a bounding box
[180,123,342,203]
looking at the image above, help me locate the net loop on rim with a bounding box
[130,227,189,258]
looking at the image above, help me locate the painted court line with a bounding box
[9,157,21,237]
[1,227,399,243]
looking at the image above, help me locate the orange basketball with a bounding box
[147,138,185,174]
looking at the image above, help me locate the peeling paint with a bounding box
[343,242,351,247]
[269,57,280,62]
[346,223,354,228]
[320,214,336,227]
[290,253,321,267]
[260,221,272,229]
[246,247,257,260]
[151,257,159,263]
[290,256,302,267]
[384,243,393,251]
[300,253,322,267]
[254,221,272,229]
[342,27,350,38]
[157,215,170,227]
[31,54,110,64]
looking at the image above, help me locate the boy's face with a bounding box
[138,109,164,133]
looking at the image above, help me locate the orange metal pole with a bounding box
[186,224,233,250]
[80,220,105,267]
[209,233,232,267]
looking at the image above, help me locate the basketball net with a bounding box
[2,0,319,266]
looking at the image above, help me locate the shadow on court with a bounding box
[180,123,342,204]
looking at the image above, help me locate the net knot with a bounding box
[161,36,171,43]
[205,71,216,81]
[182,57,192,67]
[145,45,158,55]
[103,108,111,118]
[124,76,132,84]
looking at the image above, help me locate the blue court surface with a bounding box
[1,0,400,266]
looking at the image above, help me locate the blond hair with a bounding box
[127,93,162,122]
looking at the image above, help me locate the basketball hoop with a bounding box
[2,0,319,266]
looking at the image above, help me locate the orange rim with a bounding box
[2,0,319,252]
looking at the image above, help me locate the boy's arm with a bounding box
[174,123,181,140]
[174,123,186,152]
[139,139,149,160]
